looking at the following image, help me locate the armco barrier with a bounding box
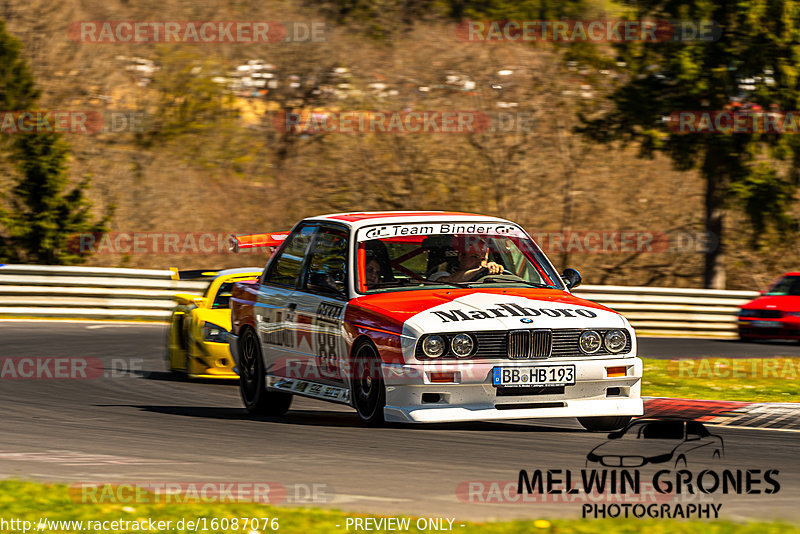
[0,264,207,321]
[0,265,759,336]
[575,285,758,337]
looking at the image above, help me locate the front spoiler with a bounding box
[384,397,643,423]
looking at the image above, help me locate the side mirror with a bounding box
[308,272,343,295]
[562,268,582,290]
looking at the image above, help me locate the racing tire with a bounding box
[578,416,631,432]
[238,327,292,416]
[352,342,386,427]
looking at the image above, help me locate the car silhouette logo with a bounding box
[586,417,724,468]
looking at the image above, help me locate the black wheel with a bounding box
[578,416,632,432]
[238,327,292,416]
[352,342,386,426]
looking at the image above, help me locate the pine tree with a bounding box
[0,20,111,264]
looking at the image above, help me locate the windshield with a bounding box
[355,222,564,293]
[767,276,800,296]
[211,282,236,309]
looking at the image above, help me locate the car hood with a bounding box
[590,438,680,458]
[349,288,626,335]
[742,295,800,312]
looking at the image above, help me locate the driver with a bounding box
[429,236,503,283]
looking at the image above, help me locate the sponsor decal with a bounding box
[270,376,350,403]
[431,303,598,323]
[259,312,294,348]
[316,302,344,378]
[358,222,524,241]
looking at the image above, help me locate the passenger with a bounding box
[365,257,382,288]
[429,236,503,283]
[363,240,393,289]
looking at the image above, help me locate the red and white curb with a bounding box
[644,397,800,432]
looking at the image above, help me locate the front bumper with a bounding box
[187,341,237,379]
[381,356,643,423]
[738,318,800,339]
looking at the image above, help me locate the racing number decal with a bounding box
[316,302,343,378]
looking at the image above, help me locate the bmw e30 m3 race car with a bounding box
[228,212,643,430]
[167,267,262,378]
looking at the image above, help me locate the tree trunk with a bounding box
[702,149,726,289]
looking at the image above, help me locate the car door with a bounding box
[256,223,317,377]
[289,224,349,391]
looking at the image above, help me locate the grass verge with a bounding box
[642,357,800,402]
[1,480,797,533]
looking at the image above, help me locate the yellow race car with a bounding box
[166,267,262,379]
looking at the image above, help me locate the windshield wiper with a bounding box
[470,277,558,289]
[377,279,464,289]
[412,279,466,289]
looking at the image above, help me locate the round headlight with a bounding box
[421,335,447,358]
[604,329,627,353]
[451,333,475,358]
[579,330,602,354]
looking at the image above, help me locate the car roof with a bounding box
[305,211,513,230]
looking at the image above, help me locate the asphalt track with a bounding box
[1,321,798,522]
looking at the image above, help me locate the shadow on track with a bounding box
[95,404,584,433]
[138,370,238,386]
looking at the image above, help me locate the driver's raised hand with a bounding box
[482,259,503,274]
[481,250,503,274]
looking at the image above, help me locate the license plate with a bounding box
[492,365,576,387]
[752,321,781,328]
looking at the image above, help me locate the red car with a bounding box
[227,212,643,430]
[738,272,800,341]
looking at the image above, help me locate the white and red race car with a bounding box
[228,212,642,430]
